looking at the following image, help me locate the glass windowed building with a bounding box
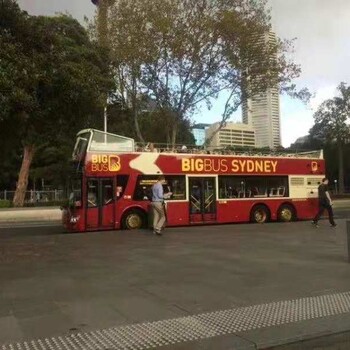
[206,122,256,148]
[191,124,210,146]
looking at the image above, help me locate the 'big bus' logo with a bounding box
[91,155,121,172]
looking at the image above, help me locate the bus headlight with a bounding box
[70,216,80,224]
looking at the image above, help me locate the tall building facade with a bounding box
[242,31,281,149]
[206,122,256,149]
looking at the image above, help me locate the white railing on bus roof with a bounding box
[134,142,323,159]
[76,129,323,160]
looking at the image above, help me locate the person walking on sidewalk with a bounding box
[151,176,172,235]
[312,178,337,228]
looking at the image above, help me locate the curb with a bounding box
[0,208,61,223]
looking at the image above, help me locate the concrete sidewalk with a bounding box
[0,206,61,223]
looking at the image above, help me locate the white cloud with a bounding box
[269,0,350,145]
[280,97,312,147]
[270,0,350,90]
[281,111,313,147]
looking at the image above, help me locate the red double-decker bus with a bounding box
[62,129,325,232]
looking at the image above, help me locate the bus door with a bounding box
[86,178,115,230]
[189,177,217,223]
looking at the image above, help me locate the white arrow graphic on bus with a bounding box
[129,153,162,175]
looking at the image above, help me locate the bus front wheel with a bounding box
[122,209,146,230]
[278,204,296,222]
[250,205,270,224]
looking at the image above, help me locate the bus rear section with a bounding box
[123,173,323,228]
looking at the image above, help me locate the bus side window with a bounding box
[69,176,82,208]
[87,180,98,208]
[133,175,157,201]
[218,176,244,199]
[163,176,186,200]
[116,175,129,200]
[267,177,289,197]
[102,180,113,205]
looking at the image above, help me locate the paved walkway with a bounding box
[1,218,350,349]
[0,206,61,223]
[334,199,350,208]
[0,199,349,225]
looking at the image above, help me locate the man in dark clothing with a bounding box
[312,178,337,228]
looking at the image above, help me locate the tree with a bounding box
[104,0,306,146]
[106,102,195,145]
[311,83,350,193]
[0,0,113,206]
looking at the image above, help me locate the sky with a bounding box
[17,0,350,146]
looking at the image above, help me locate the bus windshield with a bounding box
[72,132,91,161]
[89,130,134,153]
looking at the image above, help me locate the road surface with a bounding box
[0,206,350,349]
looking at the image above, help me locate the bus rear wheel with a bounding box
[122,209,146,230]
[250,205,270,224]
[278,204,296,222]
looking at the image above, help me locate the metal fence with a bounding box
[0,190,66,203]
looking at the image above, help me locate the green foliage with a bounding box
[291,84,350,192]
[310,82,350,193]
[0,0,114,197]
[289,135,323,151]
[0,146,21,190]
[0,0,113,146]
[0,200,12,208]
[29,143,75,190]
[311,82,350,144]
[107,103,195,144]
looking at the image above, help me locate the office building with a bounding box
[242,31,281,149]
[205,122,256,148]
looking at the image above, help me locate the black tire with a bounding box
[250,205,270,224]
[122,209,146,230]
[278,204,296,222]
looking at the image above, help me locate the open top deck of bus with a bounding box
[73,129,323,160]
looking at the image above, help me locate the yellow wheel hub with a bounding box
[127,214,142,229]
[280,208,292,221]
[255,210,267,223]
